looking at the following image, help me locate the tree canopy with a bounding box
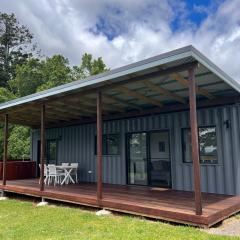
[9,55,72,96]
[72,53,109,80]
[0,12,109,159]
[0,12,36,88]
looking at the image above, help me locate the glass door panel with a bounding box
[128,133,148,185]
[149,131,171,187]
[46,140,58,165]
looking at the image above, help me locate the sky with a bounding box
[1,0,240,80]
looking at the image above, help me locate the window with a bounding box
[46,140,58,164]
[158,141,166,152]
[182,127,218,164]
[95,134,120,155]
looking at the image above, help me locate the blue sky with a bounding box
[172,0,213,30]
[0,0,240,80]
[93,0,225,40]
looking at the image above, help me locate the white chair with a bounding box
[38,164,48,184]
[48,164,65,186]
[70,163,78,183]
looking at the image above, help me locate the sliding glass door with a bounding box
[127,131,171,187]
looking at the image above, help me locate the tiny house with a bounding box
[1,46,240,227]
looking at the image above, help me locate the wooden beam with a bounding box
[59,97,117,114]
[2,114,8,185]
[0,103,37,115]
[41,94,240,129]
[9,108,73,126]
[171,73,214,99]
[11,103,93,125]
[188,67,202,215]
[28,61,198,108]
[117,86,163,107]
[143,80,186,104]
[100,61,199,92]
[0,62,198,119]
[9,114,39,125]
[52,101,96,115]
[47,104,94,118]
[18,108,69,123]
[40,104,45,191]
[78,96,125,113]
[102,95,142,110]
[97,91,103,204]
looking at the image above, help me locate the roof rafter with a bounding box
[116,86,163,107]
[18,61,198,109]
[143,80,186,104]
[170,73,214,99]
[25,107,82,123]
[77,96,126,113]
[102,95,142,111]
[51,101,96,115]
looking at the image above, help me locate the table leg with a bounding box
[61,169,68,185]
[67,169,75,184]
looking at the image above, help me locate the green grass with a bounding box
[0,199,239,240]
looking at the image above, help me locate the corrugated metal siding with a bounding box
[31,104,240,195]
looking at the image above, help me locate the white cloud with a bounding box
[0,0,240,80]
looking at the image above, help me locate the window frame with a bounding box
[94,134,120,156]
[181,126,218,165]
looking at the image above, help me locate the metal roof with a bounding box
[0,45,239,127]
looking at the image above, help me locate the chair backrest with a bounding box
[44,164,48,175]
[70,163,78,168]
[62,163,69,167]
[39,164,48,175]
[48,164,57,175]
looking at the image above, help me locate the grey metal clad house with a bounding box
[31,104,240,195]
[1,45,240,227]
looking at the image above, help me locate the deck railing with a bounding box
[0,160,36,180]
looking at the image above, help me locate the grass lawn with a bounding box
[0,199,239,240]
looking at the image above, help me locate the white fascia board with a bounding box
[191,47,240,93]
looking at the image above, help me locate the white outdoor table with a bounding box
[56,165,78,185]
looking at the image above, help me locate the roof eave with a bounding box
[0,45,239,112]
[0,45,194,111]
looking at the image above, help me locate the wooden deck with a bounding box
[1,179,240,227]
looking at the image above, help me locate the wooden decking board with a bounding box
[1,179,240,227]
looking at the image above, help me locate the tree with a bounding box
[9,55,71,96]
[72,53,109,80]
[0,87,30,160]
[0,87,16,102]
[8,58,43,96]
[0,50,109,160]
[0,87,16,158]
[37,55,71,91]
[10,53,109,97]
[0,12,35,87]
[8,126,30,159]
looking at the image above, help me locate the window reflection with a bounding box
[47,140,57,165]
[129,133,148,185]
[182,127,218,164]
[95,134,120,155]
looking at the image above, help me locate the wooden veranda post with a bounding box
[40,104,46,191]
[2,114,9,186]
[97,91,103,204]
[188,66,202,215]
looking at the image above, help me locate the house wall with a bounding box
[31,103,240,195]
